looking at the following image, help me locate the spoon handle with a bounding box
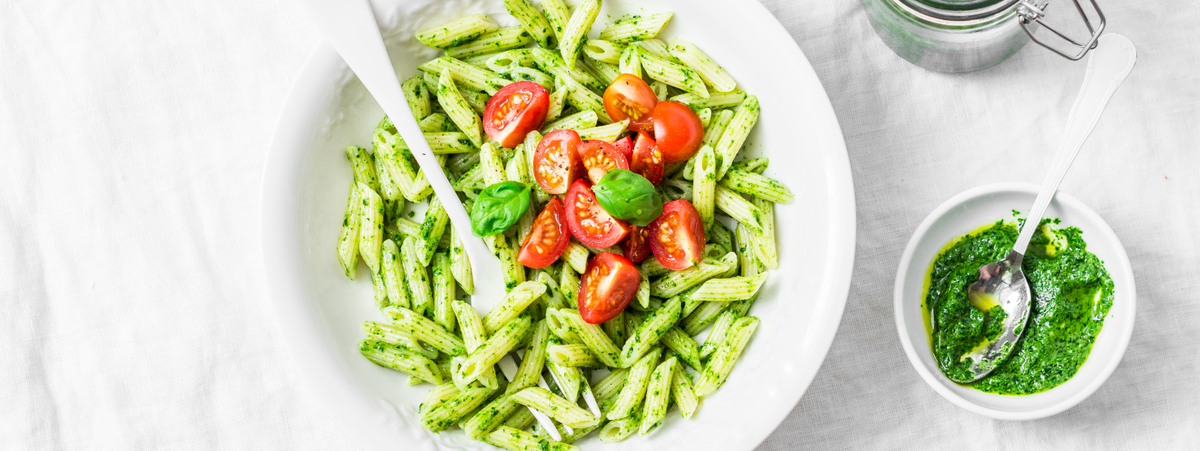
[1013,34,1136,255]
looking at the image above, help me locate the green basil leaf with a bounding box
[471,181,531,236]
[592,169,663,227]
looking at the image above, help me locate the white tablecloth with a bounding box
[2,0,1197,449]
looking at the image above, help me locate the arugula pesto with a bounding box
[924,219,1114,395]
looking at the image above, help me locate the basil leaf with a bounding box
[471,181,531,236]
[592,169,663,227]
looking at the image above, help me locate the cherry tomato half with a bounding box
[619,225,652,263]
[517,198,571,269]
[564,179,630,248]
[648,199,706,270]
[533,129,583,195]
[578,140,629,184]
[578,252,641,324]
[483,81,549,148]
[629,132,664,185]
[651,101,704,163]
[612,134,633,162]
[603,74,657,131]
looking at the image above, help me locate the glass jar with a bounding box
[863,0,1033,73]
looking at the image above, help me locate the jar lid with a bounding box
[900,0,1018,21]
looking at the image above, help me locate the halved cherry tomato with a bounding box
[603,74,657,131]
[533,129,583,195]
[648,199,706,270]
[517,198,570,268]
[612,135,633,162]
[619,225,652,263]
[564,179,630,248]
[629,132,664,185]
[578,252,641,324]
[651,101,704,163]
[483,81,549,148]
[577,140,629,184]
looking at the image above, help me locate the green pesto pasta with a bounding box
[715,95,760,178]
[582,56,622,86]
[503,0,554,48]
[388,306,466,356]
[341,6,796,445]
[689,273,768,302]
[635,44,709,99]
[661,326,702,371]
[447,27,534,59]
[512,386,600,429]
[577,119,629,142]
[599,12,674,43]
[421,382,495,431]
[668,38,737,93]
[543,110,598,134]
[606,348,660,420]
[417,14,499,49]
[507,319,549,394]
[558,0,601,70]
[482,281,547,334]
[449,226,473,294]
[485,425,578,451]
[714,186,764,234]
[694,316,760,397]
[584,40,626,64]
[620,297,681,365]
[401,76,432,120]
[671,363,700,419]
[437,69,483,147]
[362,320,436,359]
[345,145,381,193]
[649,252,737,298]
[337,182,364,279]
[547,343,603,368]
[360,339,443,384]
[671,90,748,109]
[618,45,643,78]
[357,183,384,274]
[752,197,779,269]
[462,393,520,440]
[541,0,571,42]
[380,240,409,309]
[418,195,450,266]
[691,145,717,229]
[638,356,675,436]
[460,314,531,381]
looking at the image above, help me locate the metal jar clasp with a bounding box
[1017,0,1106,60]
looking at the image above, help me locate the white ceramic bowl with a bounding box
[261,0,856,449]
[894,182,1135,420]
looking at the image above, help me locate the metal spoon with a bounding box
[952,34,1136,384]
[300,0,506,314]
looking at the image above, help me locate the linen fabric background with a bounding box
[1,0,1197,449]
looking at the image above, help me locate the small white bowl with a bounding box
[893,182,1136,420]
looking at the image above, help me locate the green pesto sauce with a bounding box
[923,219,1114,395]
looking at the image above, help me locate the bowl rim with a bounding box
[259,0,858,448]
[892,181,1136,421]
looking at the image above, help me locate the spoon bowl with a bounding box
[951,249,1031,383]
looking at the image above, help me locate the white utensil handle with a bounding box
[1013,34,1136,255]
[300,0,501,313]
